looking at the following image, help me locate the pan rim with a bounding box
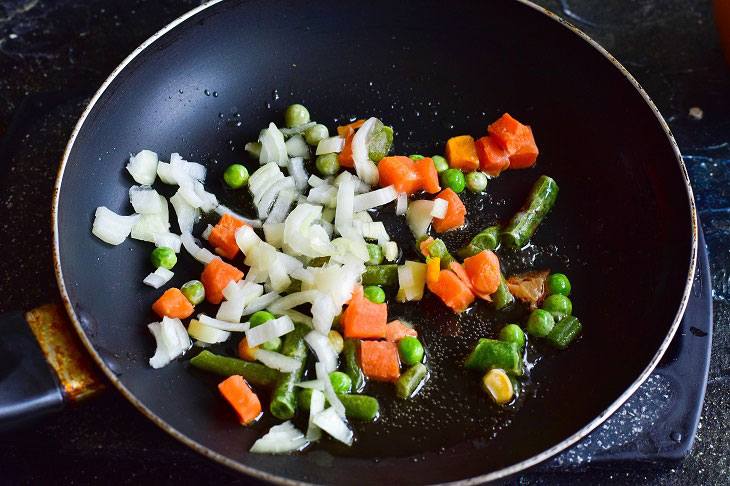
[51,0,698,484]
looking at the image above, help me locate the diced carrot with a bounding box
[432,188,466,232]
[419,236,435,257]
[449,262,492,301]
[385,320,418,342]
[360,340,401,382]
[507,126,539,169]
[426,257,441,284]
[208,213,250,260]
[337,119,365,137]
[342,286,387,339]
[487,113,539,169]
[445,135,479,172]
[475,136,510,176]
[415,157,441,194]
[200,258,244,305]
[218,375,262,425]
[377,156,422,195]
[152,288,195,319]
[338,125,355,168]
[464,250,501,294]
[238,337,258,361]
[427,269,475,313]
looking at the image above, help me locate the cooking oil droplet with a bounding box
[212,91,218,97]
[204,89,211,96]
[178,89,183,94]
[218,113,224,118]
[271,89,279,100]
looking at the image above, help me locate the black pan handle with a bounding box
[0,304,105,432]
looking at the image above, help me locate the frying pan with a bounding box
[27,0,696,483]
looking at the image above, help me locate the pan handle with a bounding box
[0,303,105,431]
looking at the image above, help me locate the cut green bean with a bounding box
[395,363,429,398]
[297,389,379,421]
[457,225,500,259]
[546,316,582,349]
[427,239,455,269]
[270,323,309,420]
[189,350,280,388]
[366,243,384,265]
[361,264,399,286]
[490,274,515,310]
[501,175,558,248]
[465,338,522,376]
[343,338,366,393]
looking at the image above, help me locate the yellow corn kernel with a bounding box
[238,337,258,362]
[482,368,514,404]
[328,330,344,354]
[396,287,407,303]
[426,257,441,285]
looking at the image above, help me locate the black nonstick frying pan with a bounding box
[17,0,698,483]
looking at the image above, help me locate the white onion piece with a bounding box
[305,330,338,373]
[307,185,338,208]
[237,282,265,306]
[308,175,326,188]
[399,264,415,289]
[216,298,246,323]
[154,232,182,253]
[250,422,309,454]
[334,226,370,262]
[351,117,379,185]
[279,121,316,136]
[266,188,296,225]
[285,134,310,159]
[258,176,291,219]
[382,241,399,262]
[187,318,231,344]
[170,153,206,182]
[315,136,345,155]
[235,225,262,255]
[245,241,277,274]
[277,252,304,273]
[126,150,159,185]
[142,267,174,289]
[194,180,219,213]
[283,204,328,258]
[362,221,389,243]
[295,380,325,390]
[399,260,427,301]
[334,173,354,233]
[354,177,371,194]
[170,190,199,234]
[316,362,346,418]
[290,267,314,285]
[148,317,189,369]
[405,199,435,237]
[273,309,313,327]
[92,207,138,245]
[198,314,249,332]
[246,315,295,347]
[221,280,244,301]
[253,349,301,372]
[431,198,448,219]
[288,156,309,191]
[215,204,262,228]
[352,185,398,213]
[131,212,170,243]
[307,389,325,441]
[156,162,177,185]
[259,122,288,166]
[129,185,163,214]
[201,224,213,241]
[248,162,280,194]
[242,291,280,316]
[312,407,352,445]
[268,290,320,313]
[181,233,216,264]
[321,207,335,223]
[396,192,408,216]
[310,294,336,335]
[263,223,285,248]
[269,260,291,292]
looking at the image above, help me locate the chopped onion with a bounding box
[187,318,231,344]
[321,207,335,223]
[156,162,177,184]
[131,212,170,243]
[129,185,163,214]
[277,252,304,273]
[154,232,182,253]
[258,176,293,219]
[279,121,316,136]
[245,241,277,275]
[285,135,310,159]
[312,407,352,445]
[310,294,336,335]
[431,198,448,219]
[181,233,216,264]
[396,192,408,216]
[305,330,338,373]
[399,260,427,301]
[253,349,302,372]
[268,259,292,292]
[362,221,389,243]
[248,162,280,193]
[405,199,435,237]
[315,136,345,155]
[148,317,190,369]
[216,298,246,323]
[288,156,309,191]
[193,180,219,213]
[273,309,313,327]
[235,225,262,255]
[266,188,296,225]
[351,117,379,185]
[246,315,295,347]
[215,204,262,228]
[201,224,213,241]
[352,185,398,212]
[268,290,320,313]
[263,223,285,248]
[334,226,370,262]
[198,314,249,332]
[316,361,346,418]
[307,389,325,441]
[142,267,174,289]
[126,150,159,185]
[170,190,200,234]
[259,122,288,166]
[242,291,280,316]
[170,153,206,182]
[382,241,399,262]
[250,422,309,454]
[283,204,331,258]
[296,380,325,390]
[307,184,338,207]
[308,174,326,188]
[291,267,314,285]
[92,207,138,245]
[334,172,354,232]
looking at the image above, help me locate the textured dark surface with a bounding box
[0,0,727,484]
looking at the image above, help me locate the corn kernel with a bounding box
[482,368,514,404]
[328,330,344,354]
[238,337,258,361]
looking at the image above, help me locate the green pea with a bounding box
[363,286,385,304]
[441,168,466,193]
[223,164,249,188]
[316,153,340,176]
[249,311,275,328]
[150,247,176,270]
[499,324,525,349]
[366,243,384,265]
[329,371,352,394]
[409,154,425,161]
[180,280,205,305]
[304,123,329,145]
[284,104,310,128]
[260,337,282,352]
[527,309,555,338]
[542,294,573,321]
[466,171,488,193]
[431,155,449,174]
[398,336,424,365]
[546,273,571,296]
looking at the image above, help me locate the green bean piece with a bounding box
[457,226,500,259]
[284,104,310,128]
[260,337,283,352]
[546,273,571,296]
[329,371,353,394]
[297,389,379,421]
[245,141,262,158]
[490,274,515,310]
[464,339,522,376]
[466,171,488,193]
[150,247,176,270]
[441,168,466,193]
[542,294,572,321]
[308,256,330,267]
[396,363,429,398]
[316,153,340,176]
[249,311,275,328]
[427,239,455,268]
[189,350,280,388]
[398,337,424,365]
[546,316,582,349]
[270,323,309,420]
[343,339,365,392]
[501,175,559,248]
[363,285,386,304]
[499,324,525,349]
[431,155,449,174]
[223,164,249,188]
[409,154,425,161]
[368,122,393,163]
[361,264,399,286]
[305,123,329,145]
[526,309,555,338]
[180,280,205,305]
[366,243,384,265]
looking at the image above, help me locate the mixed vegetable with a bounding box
[91,104,584,453]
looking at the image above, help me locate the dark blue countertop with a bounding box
[0,1,727,484]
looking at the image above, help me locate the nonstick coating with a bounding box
[54,0,695,483]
